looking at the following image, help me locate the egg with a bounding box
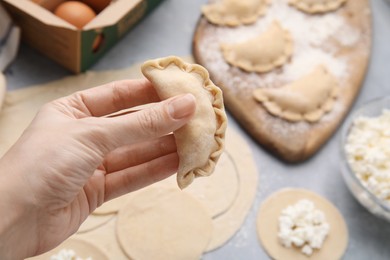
[54,1,96,29]
[81,0,112,13]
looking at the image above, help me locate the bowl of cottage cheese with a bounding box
[341,96,390,221]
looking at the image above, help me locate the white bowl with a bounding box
[340,96,390,221]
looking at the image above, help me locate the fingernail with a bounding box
[168,94,195,119]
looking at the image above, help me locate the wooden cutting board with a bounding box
[193,0,371,162]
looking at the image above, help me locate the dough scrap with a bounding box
[253,65,339,122]
[141,56,227,189]
[116,186,213,260]
[221,21,293,73]
[289,0,347,14]
[205,128,258,252]
[202,0,269,27]
[257,188,348,260]
[26,238,109,260]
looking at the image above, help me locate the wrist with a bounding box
[0,165,36,259]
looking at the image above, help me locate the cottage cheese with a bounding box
[50,249,92,260]
[345,110,390,201]
[278,199,330,256]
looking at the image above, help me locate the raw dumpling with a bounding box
[141,56,227,189]
[221,21,293,73]
[289,0,348,14]
[253,65,339,122]
[202,0,269,27]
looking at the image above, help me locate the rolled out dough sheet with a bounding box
[205,127,259,252]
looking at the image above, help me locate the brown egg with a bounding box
[54,1,96,29]
[81,0,111,13]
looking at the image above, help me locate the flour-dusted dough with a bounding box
[142,56,227,189]
[206,128,258,252]
[116,186,213,260]
[221,21,293,73]
[257,188,348,260]
[76,214,115,234]
[289,0,347,14]
[26,238,109,260]
[202,0,269,26]
[253,65,339,122]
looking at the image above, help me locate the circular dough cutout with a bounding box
[27,238,108,260]
[116,186,213,260]
[205,128,258,251]
[257,188,348,260]
[77,213,115,233]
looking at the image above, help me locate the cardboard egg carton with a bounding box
[1,0,164,73]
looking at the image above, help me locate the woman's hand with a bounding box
[0,79,196,259]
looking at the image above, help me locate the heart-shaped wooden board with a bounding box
[193,0,371,162]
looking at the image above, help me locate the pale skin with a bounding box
[0,79,196,260]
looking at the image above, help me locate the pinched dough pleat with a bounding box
[221,21,293,73]
[289,0,347,14]
[253,65,339,123]
[141,56,227,189]
[202,0,269,26]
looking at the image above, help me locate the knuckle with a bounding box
[137,109,164,135]
[109,81,130,111]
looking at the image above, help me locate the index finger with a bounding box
[72,79,160,117]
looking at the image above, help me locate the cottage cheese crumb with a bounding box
[278,199,330,256]
[345,109,390,201]
[50,249,92,260]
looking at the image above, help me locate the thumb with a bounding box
[97,93,196,150]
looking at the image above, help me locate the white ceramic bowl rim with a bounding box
[341,95,390,212]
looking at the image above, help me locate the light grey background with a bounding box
[4,0,390,259]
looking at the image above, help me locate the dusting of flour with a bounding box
[197,0,364,139]
[198,0,360,92]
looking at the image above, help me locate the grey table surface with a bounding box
[4,0,390,259]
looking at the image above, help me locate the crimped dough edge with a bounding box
[289,0,348,14]
[141,56,227,189]
[202,0,270,27]
[253,65,339,123]
[221,22,294,73]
